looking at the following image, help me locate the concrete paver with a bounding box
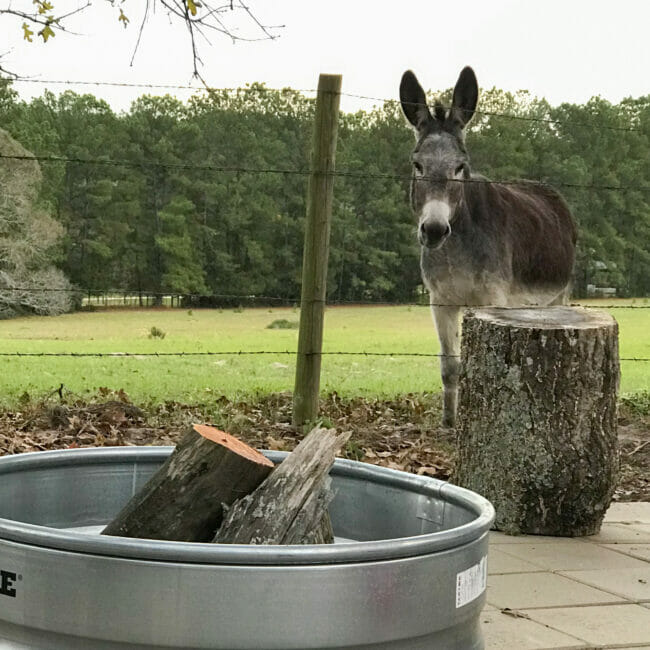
[604,502,650,523]
[489,531,575,544]
[559,567,650,601]
[490,530,584,544]
[489,539,649,571]
[482,502,650,649]
[481,610,587,649]
[583,522,650,544]
[603,543,650,562]
[525,604,650,646]
[487,572,626,609]
[488,547,545,574]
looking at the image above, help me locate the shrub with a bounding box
[148,326,166,339]
[266,319,299,330]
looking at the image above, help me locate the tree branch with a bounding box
[129,0,151,67]
[0,1,283,79]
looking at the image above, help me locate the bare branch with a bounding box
[1,3,91,34]
[45,2,92,26]
[129,0,151,67]
[0,1,283,78]
[0,61,18,80]
[237,0,278,41]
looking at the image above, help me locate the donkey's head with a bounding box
[400,67,478,249]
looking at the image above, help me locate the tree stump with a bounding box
[454,307,619,536]
[102,424,274,542]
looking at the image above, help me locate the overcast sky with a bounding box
[3,0,649,113]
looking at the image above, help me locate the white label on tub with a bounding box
[456,556,487,608]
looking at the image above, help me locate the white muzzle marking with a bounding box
[420,199,451,228]
[419,199,452,247]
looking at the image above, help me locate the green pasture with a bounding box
[0,302,647,406]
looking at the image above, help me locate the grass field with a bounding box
[0,301,647,405]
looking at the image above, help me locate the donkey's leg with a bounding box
[432,304,462,428]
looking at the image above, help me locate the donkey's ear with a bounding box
[400,70,433,132]
[449,66,478,129]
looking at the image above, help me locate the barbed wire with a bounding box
[8,78,644,134]
[340,92,643,134]
[0,153,313,177]
[0,350,458,358]
[0,351,647,361]
[9,78,316,94]
[1,153,648,193]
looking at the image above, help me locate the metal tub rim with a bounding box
[0,446,494,566]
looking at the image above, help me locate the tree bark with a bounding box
[102,424,274,542]
[454,306,619,537]
[214,427,350,545]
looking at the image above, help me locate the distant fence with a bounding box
[83,293,193,309]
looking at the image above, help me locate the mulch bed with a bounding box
[0,390,647,501]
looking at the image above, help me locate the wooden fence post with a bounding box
[292,74,342,427]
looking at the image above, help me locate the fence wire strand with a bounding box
[10,78,317,95]
[0,351,647,361]
[1,153,648,194]
[9,78,644,134]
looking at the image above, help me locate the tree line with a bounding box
[0,79,648,317]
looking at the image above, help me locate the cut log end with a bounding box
[193,424,274,468]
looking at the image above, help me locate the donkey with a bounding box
[399,67,577,427]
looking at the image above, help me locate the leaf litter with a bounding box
[0,389,647,500]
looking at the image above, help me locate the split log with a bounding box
[454,307,619,537]
[214,427,351,544]
[102,424,274,542]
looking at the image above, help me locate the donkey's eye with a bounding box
[413,161,424,175]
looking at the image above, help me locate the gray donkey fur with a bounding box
[399,67,577,427]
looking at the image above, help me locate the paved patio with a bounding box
[482,502,650,649]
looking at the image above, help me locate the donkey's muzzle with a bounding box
[419,220,451,248]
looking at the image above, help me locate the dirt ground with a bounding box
[0,390,647,502]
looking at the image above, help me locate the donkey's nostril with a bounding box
[421,220,451,247]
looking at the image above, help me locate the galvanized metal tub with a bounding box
[0,447,494,649]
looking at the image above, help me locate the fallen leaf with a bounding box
[500,608,531,620]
